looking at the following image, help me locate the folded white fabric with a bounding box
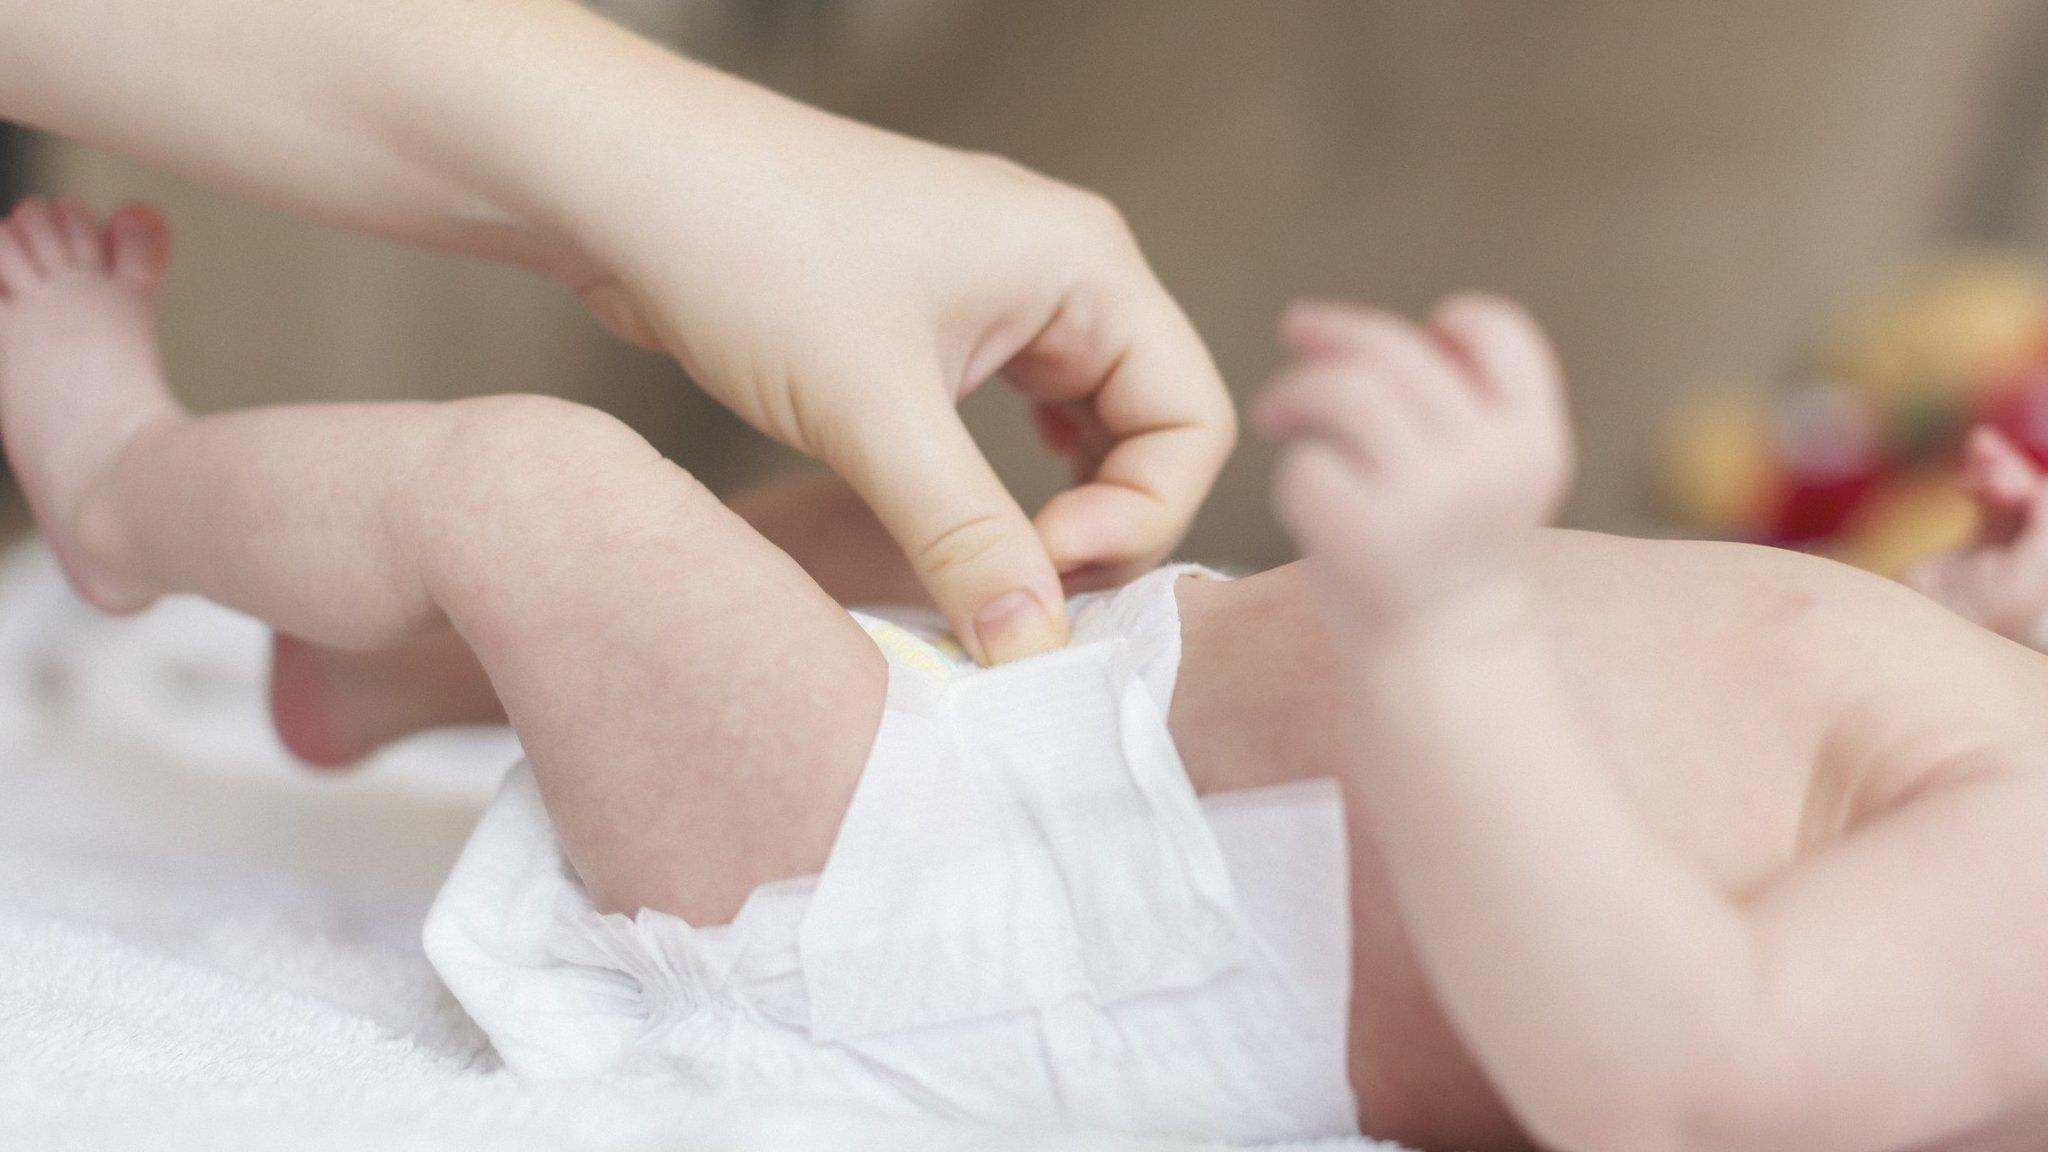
[424,566,1358,1143]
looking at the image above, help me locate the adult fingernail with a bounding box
[971,590,1062,665]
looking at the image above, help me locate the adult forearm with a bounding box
[1347,609,1773,1151]
[0,0,660,278]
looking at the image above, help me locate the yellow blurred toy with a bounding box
[1661,253,2048,574]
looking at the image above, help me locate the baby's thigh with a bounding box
[410,395,889,926]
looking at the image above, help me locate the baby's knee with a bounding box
[432,393,657,478]
[401,394,714,594]
[413,394,702,525]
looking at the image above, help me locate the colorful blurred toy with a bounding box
[1661,253,2048,575]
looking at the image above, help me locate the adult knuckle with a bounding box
[963,150,1046,189]
[1202,399,1241,461]
[1060,188,1137,248]
[911,510,1019,577]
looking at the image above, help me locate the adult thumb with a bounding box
[829,400,1069,665]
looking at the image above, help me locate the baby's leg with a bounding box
[0,201,885,924]
[267,471,924,769]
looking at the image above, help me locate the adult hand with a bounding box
[560,89,1236,664]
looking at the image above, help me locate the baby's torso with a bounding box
[1174,530,2048,1149]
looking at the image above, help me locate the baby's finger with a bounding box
[1282,299,1404,360]
[1282,300,1477,429]
[1256,363,1420,470]
[1429,293,1564,414]
[52,199,100,268]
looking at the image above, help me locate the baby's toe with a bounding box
[0,201,63,296]
[0,223,32,300]
[106,204,171,297]
[52,199,103,271]
[1282,300,1412,364]
[7,198,72,276]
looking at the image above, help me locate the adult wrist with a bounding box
[351,0,698,283]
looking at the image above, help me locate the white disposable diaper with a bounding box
[423,565,1358,1142]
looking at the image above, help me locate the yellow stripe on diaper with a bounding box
[858,617,965,680]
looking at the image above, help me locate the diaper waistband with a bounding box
[847,562,1225,707]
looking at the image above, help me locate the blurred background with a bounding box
[13,0,2048,572]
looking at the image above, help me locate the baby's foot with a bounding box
[270,630,506,768]
[0,199,181,612]
[1255,295,1575,641]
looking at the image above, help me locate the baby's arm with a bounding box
[1260,298,2048,1152]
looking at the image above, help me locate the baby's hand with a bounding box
[1906,426,2048,645]
[1256,296,1574,637]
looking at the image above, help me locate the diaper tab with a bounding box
[798,638,1247,1044]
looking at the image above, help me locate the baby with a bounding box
[4,197,2048,1152]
